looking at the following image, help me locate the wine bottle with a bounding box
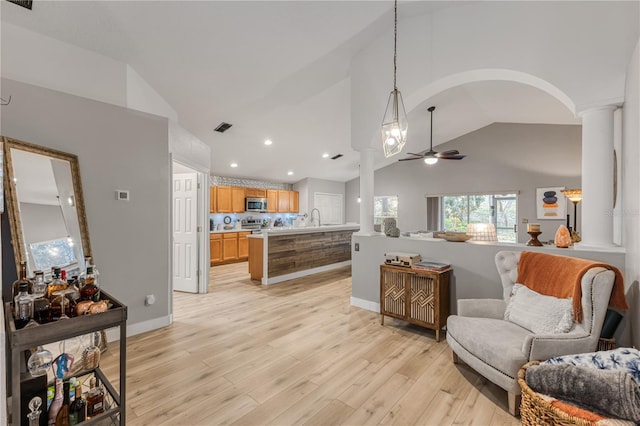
[48,379,63,425]
[54,380,70,426]
[68,380,85,425]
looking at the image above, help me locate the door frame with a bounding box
[170,157,210,298]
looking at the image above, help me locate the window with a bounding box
[428,193,517,243]
[374,196,398,225]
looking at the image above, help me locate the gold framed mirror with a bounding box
[3,136,91,278]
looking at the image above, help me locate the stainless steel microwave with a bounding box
[245,197,267,212]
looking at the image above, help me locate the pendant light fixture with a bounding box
[381,0,408,158]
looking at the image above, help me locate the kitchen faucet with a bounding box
[310,208,321,227]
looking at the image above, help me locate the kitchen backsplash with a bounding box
[210,212,306,229]
[209,175,292,190]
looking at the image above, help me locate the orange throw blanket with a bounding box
[516,251,628,323]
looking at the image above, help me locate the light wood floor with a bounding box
[101,263,521,426]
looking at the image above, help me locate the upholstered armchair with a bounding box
[446,250,617,416]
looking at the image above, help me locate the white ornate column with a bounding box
[578,105,617,248]
[357,148,376,235]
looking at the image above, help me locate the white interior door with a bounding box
[173,172,198,293]
[313,192,344,225]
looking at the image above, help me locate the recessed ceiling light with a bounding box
[287,171,293,176]
[230,162,238,168]
[322,153,329,158]
[264,139,273,146]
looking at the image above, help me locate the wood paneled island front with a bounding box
[248,224,359,285]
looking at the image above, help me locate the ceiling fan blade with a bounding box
[406,152,426,157]
[440,154,466,160]
[437,149,460,156]
[398,156,426,161]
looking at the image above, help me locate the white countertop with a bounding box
[248,224,359,238]
[211,228,254,234]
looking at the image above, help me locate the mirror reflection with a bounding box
[3,137,91,279]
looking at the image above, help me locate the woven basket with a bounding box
[518,361,598,426]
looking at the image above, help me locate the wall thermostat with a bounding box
[116,190,130,201]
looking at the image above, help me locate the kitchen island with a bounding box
[248,224,359,285]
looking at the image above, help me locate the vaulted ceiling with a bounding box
[2,1,622,184]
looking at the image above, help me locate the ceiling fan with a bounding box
[399,106,466,164]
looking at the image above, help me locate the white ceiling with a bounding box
[1,1,581,184]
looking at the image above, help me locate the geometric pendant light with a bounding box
[381,0,408,158]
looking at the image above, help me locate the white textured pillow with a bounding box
[504,284,574,334]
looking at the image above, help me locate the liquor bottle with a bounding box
[54,380,70,426]
[85,377,104,419]
[12,261,33,298]
[46,268,68,300]
[79,266,100,302]
[82,332,101,370]
[68,380,86,425]
[48,379,63,425]
[14,282,33,329]
[32,270,51,324]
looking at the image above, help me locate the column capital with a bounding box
[577,104,618,118]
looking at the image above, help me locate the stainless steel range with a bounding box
[241,217,262,230]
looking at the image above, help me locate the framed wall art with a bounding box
[536,187,566,220]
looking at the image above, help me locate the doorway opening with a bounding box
[172,161,208,296]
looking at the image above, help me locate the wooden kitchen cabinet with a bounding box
[266,190,278,213]
[238,231,251,259]
[212,186,246,213]
[232,187,246,213]
[289,191,299,212]
[210,187,217,213]
[210,233,222,264]
[380,264,451,342]
[216,186,232,212]
[277,190,290,212]
[222,233,238,261]
[245,188,266,198]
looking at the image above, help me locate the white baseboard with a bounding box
[350,297,380,313]
[264,261,351,285]
[104,314,173,342]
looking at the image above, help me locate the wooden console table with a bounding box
[380,264,451,342]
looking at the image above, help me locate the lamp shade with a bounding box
[381,89,408,157]
[561,189,582,203]
[466,223,498,241]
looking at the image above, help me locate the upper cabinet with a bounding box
[289,191,299,213]
[245,188,266,198]
[210,186,298,214]
[231,187,246,213]
[266,190,278,213]
[277,190,290,212]
[210,187,217,213]
[215,186,233,212]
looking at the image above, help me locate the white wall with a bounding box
[2,23,178,123]
[623,38,640,349]
[1,22,127,107]
[1,78,171,332]
[346,123,582,244]
[295,177,346,221]
[127,66,178,121]
[169,121,211,172]
[350,2,639,151]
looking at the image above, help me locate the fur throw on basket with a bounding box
[526,363,640,422]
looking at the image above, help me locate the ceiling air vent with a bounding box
[331,154,343,160]
[214,122,232,133]
[6,0,32,9]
